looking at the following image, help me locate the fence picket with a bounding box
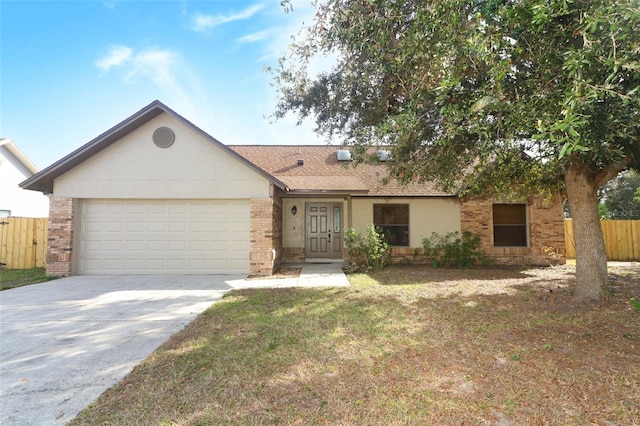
[0,217,48,269]
[564,219,640,260]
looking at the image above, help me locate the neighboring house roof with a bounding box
[19,100,287,194]
[229,145,453,197]
[0,138,40,175]
[0,138,50,217]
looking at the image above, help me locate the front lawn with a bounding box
[0,268,57,290]
[70,263,640,425]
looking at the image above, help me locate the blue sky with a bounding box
[1,0,327,169]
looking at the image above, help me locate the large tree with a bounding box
[272,0,640,301]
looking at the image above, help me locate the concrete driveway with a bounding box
[0,275,244,425]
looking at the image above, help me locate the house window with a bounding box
[493,204,527,247]
[373,204,409,246]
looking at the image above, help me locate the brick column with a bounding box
[528,195,566,264]
[271,186,283,267]
[249,185,282,275]
[46,197,75,276]
[459,196,494,255]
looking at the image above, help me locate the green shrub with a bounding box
[422,231,491,268]
[345,225,391,271]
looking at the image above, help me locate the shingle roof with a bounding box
[229,145,453,197]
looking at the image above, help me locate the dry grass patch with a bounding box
[70,263,640,425]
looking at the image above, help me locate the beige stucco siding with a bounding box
[54,113,270,199]
[351,198,461,247]
[282,197,460,249]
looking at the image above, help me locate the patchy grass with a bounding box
[0,267,56,290]
[70,263,640,425]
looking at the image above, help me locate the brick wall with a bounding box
[46,197,75,276]
[249,185,283,275]
[282,247,305,263]
[389,247,427,265]
[271,186,284,268]
[460,194,566,265]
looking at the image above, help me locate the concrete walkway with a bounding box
[0,264,349,425]
[231,262,351,289]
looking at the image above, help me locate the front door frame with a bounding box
[305,202,343,259]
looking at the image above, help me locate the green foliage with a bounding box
[421,231,491,268]
[273,0,640,198]
[345,225,390,271]
[631,297,640,313]
[598,170,640,219]
[598,203,611,220]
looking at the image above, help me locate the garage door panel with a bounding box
[146,240,165,250]
[148,204,167,214]
[78,200,250,274]
[189,222,209,232]
[104,222,124,232]
[107,203,127,213]
[84,221,103,232]
[104,240,123,251]
[147,222,166,232]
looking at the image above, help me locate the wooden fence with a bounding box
[0,217,48,269]
[565,219,640,261]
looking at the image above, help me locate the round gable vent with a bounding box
[152,127,175,148]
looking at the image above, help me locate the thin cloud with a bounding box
[190,3,265,34]
[237,30,270,44]
[95,45,132,71]
[95,45,178,85]
[127,49,177,85]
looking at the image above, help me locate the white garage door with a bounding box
[78,200,250,274]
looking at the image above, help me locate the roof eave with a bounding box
[1,138,40,175]
[286,189,369,196]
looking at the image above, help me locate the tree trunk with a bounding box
[565,163,608,302]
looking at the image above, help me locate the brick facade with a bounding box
[460,194,566,265]
[46,197,75,276]
[282,247,305,263]
[44,191,564,276]
[249,185,283,275]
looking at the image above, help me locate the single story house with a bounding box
[20,101,565,276]
[1,138,50,218]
